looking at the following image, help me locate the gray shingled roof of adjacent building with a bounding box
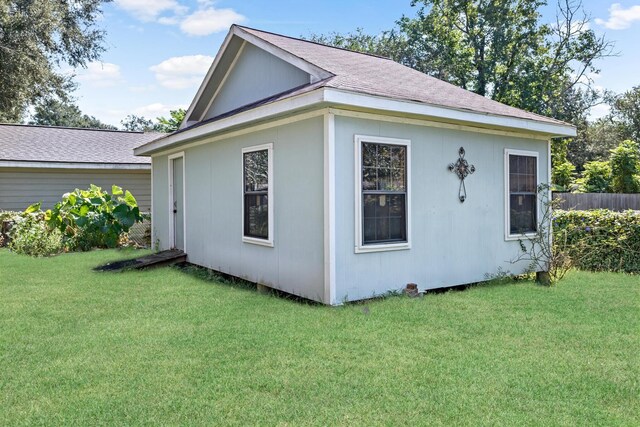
[0,124,157,165]
[239,26,567,126]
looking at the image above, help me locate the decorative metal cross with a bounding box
[448,147,476,203]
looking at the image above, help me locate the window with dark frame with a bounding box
[508,154,537,235]
[361,141,407,245]
[243,148,269,240]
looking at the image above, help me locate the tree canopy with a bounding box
[120,115,155,132]
[155,109,186,133]
[565,86,640,171]
[120,109,186,133]
[29,99,116,130]
[308,0,614,126]
[0,0,111,122]
[609,86,640,143]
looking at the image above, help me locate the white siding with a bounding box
[149,111,552,305]
[204,43,310,120]
[333,115,550,302]
[0,168,151,212]
[152,117,326,302]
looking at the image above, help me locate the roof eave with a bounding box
[0,160,151,170]
[323,88,577,138]
[135,87,576,156]
[135,88,327,156]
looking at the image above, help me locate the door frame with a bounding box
[168,152,186,251]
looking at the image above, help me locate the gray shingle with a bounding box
[239,26,568,126]
[0,124,157,164]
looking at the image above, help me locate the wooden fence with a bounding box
[553,193,640,211]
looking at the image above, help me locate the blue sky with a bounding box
[70,0,640,126]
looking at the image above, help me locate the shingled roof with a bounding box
[137,25,575,156]
[238,26,566,126]
[0,124,156,166]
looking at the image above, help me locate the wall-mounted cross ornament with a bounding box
[448,147,476,203]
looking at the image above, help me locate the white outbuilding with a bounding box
[135,25,576,304]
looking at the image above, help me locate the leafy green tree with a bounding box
[609,86,640,143]
[576,161,612,193]
[609,140,640,193]
[551,138,576,190]
[309,1,613,127]
[398,0,546,97]
[0,0,111,122]
[397,0,614,123]
[567,116,621,171]
[155,109,186,133]
[552,161,576,191]
[29,99,116,129]
[306,28,407,59]
[121,115,155,132]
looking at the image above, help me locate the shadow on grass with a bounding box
[175,263,536,306]
[171,262,325,306]
[94,257,144,272]
[94,252,531,306]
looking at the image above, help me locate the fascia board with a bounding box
[0,161,151,170]
[135,89,325,156]
[136,87,576,156]
[232,26,333,82]
[181,29,237,129]
[323,88,577,138]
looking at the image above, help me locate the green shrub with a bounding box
[0,211,21,247]
[575,161,612,193]
[610,140,640,193]
[43,184,143,250]
[552,160,576,191]
[0,210,21,222]
[553,209,640,273]
[8,212,63,257]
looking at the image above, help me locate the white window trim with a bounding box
[504,148,540,241]
[168,151,186,252]
[242,143,274,247]
[354,135,412,254]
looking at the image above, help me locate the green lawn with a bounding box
[1,249,638,426]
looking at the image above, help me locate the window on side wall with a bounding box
[242,143,273,246]
[355,135,411,253]
[505,149,538,239]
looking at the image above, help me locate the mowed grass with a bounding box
[0,249,638,426]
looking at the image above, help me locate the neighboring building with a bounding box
[0,124,156,212]
[135,25,576,305]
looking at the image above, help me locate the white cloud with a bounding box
[149,55,214,89]
[180,7,245,36]
[595,3,640,30]
[114,0,244,36]
[134,103,172,118]
[589,104,612,120]
[76,62,123,87]
[134,103,188,119]
[114,0,187,22]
